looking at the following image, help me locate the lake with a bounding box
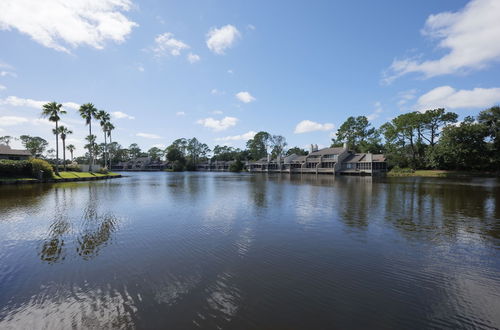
[0,172,499,329]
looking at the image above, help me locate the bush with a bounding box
[0,160,32,176]
[229,160,244,172]
[389,166,414,174]
[65,164,81,172]
[30,158,54,179]
[172,160,185,172]
[97,167,109,174]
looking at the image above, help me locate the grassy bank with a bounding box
[0,171,120,183]
[387,169,498,178]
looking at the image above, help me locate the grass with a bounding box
[387,169,497,178]
[54,171,120,179]
[1,171,119,183]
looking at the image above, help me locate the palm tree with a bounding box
[96,110,111,168]
[42,102,66,175]
[58,126,72,171]
[79,103,98,171]
[104,122,115,169]
[67,144,76,162]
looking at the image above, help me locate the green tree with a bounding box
[269,135,287,158]
[53,126,72,171]
[0,136,13,146]
[246,131,270,160]
[104,122,115,168]
[286,147,308,156]
[96,110,111,168]
[42,102,66,174]
[20,135,48,157]
[478,106,500,166]
[332,116,379,152]
[166,143,186,171]
[128,143,142,159]
[79,103,98,171]
[147,147,164,161]
[67,144,76,162]
[186,137,210,166]
[431,116,489,170]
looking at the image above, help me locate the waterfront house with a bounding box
[247,144,387,176]
[0,144,31,160]
[112,157,168,171]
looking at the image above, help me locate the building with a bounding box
[0,144,31,160]
[196,160,236,171]
[247,144,387,176]
[111,157,168,171]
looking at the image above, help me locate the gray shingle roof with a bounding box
[0,144,31,156]
[309,147,346,156]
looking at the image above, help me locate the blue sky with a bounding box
[1,0,500,156]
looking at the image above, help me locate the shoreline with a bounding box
[387,170,500,178]
[0,173,122,185]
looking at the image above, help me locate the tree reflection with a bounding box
[39,184,119,263]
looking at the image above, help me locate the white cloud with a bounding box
[211,89,225,95]
[0,96,79,110]
[416,85,500,110]
[0,0,138,53]
[0,71,16,78]
[366,102,383,121]
[247,24,256,31]
[0,116,29,126]
[294,120,334,134]
[137,64,144,72]
[0,84,5,90]
[196,116,238,132]
[206,25,241,54]
[136,132,161,139]
[211,110,223,115]
[227,69,234,74]
[0,95,45,108]
[112,111,134,119]
[187,52,200,63]
[153,32,189,57]
[176,111,186,116]
[397,89,418,108]
[215,130,257,142]
[384,0,500,82]
[235,91,255,103]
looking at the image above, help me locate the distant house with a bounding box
[111,157,168,171]
[247,144,387,176]
[0,144,31,160]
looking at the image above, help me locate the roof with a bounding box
[0,144,31,156]
[372,154,386,162]
[309,147,346,157]
[343,153,386,163]
[290,155,307,163]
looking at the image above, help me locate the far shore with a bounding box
[387,169,500,178]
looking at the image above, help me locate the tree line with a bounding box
[2,105,498,172]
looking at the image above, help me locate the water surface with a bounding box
[1,172,499,329]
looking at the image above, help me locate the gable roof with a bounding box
[309,147,346,156]
[0,144,31,156]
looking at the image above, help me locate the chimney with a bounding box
[366,153,373,162]
[315,144,318,151]
[267,154,271,162]
[343,142,348,150]
[310,144,314,153]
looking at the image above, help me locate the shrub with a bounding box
[229,160,244,172]
[29,158,54,179]
[65,164,81,172]
[172,160,185,172]
[97,167,109,174]
[0,160,31,177]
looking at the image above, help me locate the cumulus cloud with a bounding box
[0,96,79,110]
[294,120,334,134]
[383,0,500,82]
[235,91,255,103]
[136,132,161,139]
[196,116,238,131]
[112,111,134,119]
[176,111,186,116]
[153,32,189,57]
[206,25,241,54]
[0,116,29,126]
[187,52,200,63]
[215,130,257,142]
[416,85,500,110]
[0,0,138,53]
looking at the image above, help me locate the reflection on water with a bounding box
[0,172,499,329]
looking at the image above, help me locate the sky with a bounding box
[1,0,500,156]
